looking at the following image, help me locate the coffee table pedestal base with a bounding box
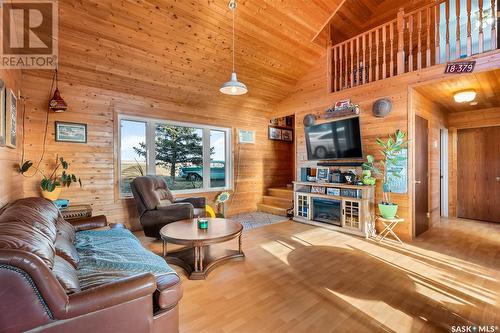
[166,246,244,280]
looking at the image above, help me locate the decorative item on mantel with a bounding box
[325,99,359,119]
[49,69,68,113]
[362,130,408,219]
[18,156,82,201]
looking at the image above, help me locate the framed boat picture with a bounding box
[5,89,17,148]
[55,121,87,143]
[0,80,5,146]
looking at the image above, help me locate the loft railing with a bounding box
[328,0,498,93]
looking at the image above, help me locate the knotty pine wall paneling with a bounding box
[21,72,292,230]
[0,69,23,208]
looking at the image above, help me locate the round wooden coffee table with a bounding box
[159,218,244,280]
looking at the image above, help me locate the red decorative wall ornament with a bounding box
[48,70,68,112]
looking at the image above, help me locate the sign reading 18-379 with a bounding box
[444,61,476,74]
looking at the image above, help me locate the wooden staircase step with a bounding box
[268,187,293,200]
[256,203,288,217]
[262,195,292,209]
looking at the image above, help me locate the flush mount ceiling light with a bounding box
[220,0,248,96]
[453,90,476,103]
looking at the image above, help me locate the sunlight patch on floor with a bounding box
[325,287,415,333]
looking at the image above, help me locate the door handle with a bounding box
[497,177,500,181]
[415,180,422,184]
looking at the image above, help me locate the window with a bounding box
[119,116,231,197]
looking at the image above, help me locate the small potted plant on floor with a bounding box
[19,156,82,201]
[363,130,407,219]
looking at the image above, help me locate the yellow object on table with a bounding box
[205,205,216,218]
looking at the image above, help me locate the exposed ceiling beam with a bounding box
[310,0,348,45]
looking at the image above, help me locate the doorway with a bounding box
[457,126,500,223]
[415,115,429,236]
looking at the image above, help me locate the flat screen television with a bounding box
[304,117,363,160]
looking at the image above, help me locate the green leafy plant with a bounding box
[362,130,407,204]
[19,156,82,192]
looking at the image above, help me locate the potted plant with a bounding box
[361,155,377,186]
[362,130,407,219]
[19,156,82,201]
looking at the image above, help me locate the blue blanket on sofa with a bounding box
[75,228,175,290]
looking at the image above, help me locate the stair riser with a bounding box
[257,204,288,217]
[262,196,292,209]
[268,189,293,200]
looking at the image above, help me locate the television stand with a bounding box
[293,181,375,238]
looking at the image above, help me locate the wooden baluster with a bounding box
[350,40,354,87]
[445,0,450,61]
[390,22,395,76]
[456,0,461,59]
[333,47,337,92]
[397,8,405,74]
[339,44,344,90]
[426,7,431,67]
[466,0,472,56]
[327,45,332,93]
[382,24,387,78]
[417,10,422,69]
[362,34,367,84]
[369,31,373,82]
[491,0,497,49]
[409,14,414,71]
[478,0,484,53]
[375,28,380,80]
[435,4,441,64]
[356,37,360,86]
[344,43,348,88]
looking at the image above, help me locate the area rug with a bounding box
[231,212,289,230]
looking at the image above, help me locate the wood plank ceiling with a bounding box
[330,0,435,44]
[47,0,345,113]
[414,69,500,112]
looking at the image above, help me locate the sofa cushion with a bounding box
[53,255,81,294]
[0,197,59,268]
[55,235,80,268]
[56,216,76,243]
[75,228,179,291]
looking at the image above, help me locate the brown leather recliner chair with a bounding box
[0,197,182,333]
[131,176,206,238]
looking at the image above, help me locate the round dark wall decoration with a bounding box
[303,114,316,127]
[373,98,392,117]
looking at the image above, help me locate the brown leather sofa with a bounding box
[131,176,206,237]
[0,197,182,333]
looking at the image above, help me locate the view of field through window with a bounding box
[120,119,227,196]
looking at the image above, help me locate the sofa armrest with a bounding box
[64,273,157,319]
[69,215,108,231]
[175,197,206,208]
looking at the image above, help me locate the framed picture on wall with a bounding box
[55,122,87,143]
[268,126,282,140]
[281,129,293,142]
[5,89,17,148]
[0,80,5,146]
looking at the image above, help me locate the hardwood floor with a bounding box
[138,218,500,333]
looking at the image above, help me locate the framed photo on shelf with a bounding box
[316,167,329,182]
[0,80,5,146]
[55,122,87,143]
[5,89,17,148]
[268,126,282,140]
[281,129,293,142]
